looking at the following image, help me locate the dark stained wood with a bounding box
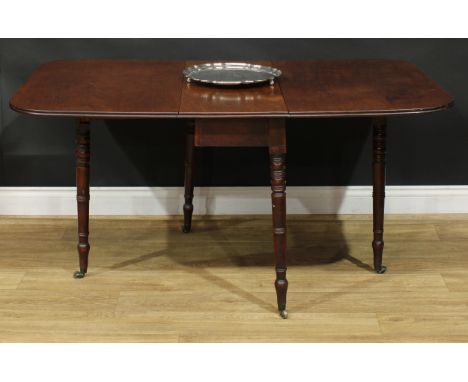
[74,119,91,279]
[275,60,454,116]
[268,119,288,318]
[194,119,269,147]
[268,118,288,155]
[372,117,387,274]
[179,61,288,117]
[182,121,195,234]
[10,60,185,118]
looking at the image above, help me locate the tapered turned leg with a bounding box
[270,153,288,318]
[182,122,195,233]
[372,117,387,274]
[74,119,91,279]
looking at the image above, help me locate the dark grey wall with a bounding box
[0,39,467,187]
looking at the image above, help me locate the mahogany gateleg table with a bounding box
[10,59,453,318]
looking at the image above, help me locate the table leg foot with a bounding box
[275,276,288,315]
[73,268,87,279]
[279,310,288,319]
[181,224,191,234]
[376,265,387,274]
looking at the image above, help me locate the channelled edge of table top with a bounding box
[8,103,180,119]
[9,104,454,119]
[283,102,455,118]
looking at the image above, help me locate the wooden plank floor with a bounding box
[1,214,468,342]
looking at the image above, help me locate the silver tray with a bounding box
[183,62,282,86]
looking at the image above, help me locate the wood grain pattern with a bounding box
[10,60,185,118]
[275,60,454,116]
[2,214,468,342]
[194,119,269,147]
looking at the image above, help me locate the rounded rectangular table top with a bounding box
[10,59,454,119]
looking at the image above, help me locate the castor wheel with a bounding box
[181,225,191,233]
[376,265,387,274]
[73,269,87,279]
[279,310,288,319]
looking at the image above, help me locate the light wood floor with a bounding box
[1,214,468,342]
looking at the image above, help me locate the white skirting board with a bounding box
[0,186,467,215]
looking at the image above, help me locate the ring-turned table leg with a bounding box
[74,119,91,279]
[186,117,289,318]
[372,117,387,274]
[269,119,288,318]
[182,120,195,233]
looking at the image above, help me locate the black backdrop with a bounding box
[0,39,467,187]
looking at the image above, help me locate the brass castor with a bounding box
[181,225,191,233]
[376,265,387,274]
[279,310,288,319]
[73,268,87,279]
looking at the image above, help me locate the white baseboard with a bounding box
[0,186,467,215]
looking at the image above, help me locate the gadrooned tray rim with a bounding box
[183,62,282,86]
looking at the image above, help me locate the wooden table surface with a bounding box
[275,60,454,116]
[10,59,453,118]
